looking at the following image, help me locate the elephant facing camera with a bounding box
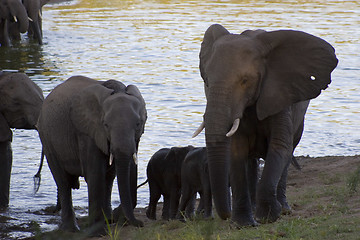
[37,76,147,234]
[193,24,338,226]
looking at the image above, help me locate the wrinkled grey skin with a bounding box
[0,72,43,208]
[196,24,338,226]
[145,146,194,220]
[0,0,29,46]
[37,76,147,234]
[177,147,213,220]
[22,0,49,44]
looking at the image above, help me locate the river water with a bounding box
[0,0,359,238]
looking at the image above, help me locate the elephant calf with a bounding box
[0,72,43,208]
[145,145,194,220]
[177,147,213,220]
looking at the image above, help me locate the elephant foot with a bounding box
[85,221,107,237]
[176,214,186,223]
[112,205,126,223]
[278,196,292,215]
[255,199,282,223]
[128,218,144,227]
[59,220,80,232]
[145,208,156,220]
[203,212,214,220]
[281,201,292,215]
[231,215,258,228]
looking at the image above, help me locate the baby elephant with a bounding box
[145,146,194,220]
[178,147,212,220]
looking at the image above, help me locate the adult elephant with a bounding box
[0,0,29,46]
[193,24,338,226]
[22,0,49,44]
[37,76,147,233]
[0,72,43,208]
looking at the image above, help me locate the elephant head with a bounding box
[0,72,44,133]
[70,80,147,226]
[0,72,43,208]
[0,0,29,46]
[194,24,338,220]
[22,0,49,44]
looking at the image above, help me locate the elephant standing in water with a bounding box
[37,76,147,234]
[193,24,338,226]
[0,0,29,46]
[0,72,43,208]
[22,0,49,44]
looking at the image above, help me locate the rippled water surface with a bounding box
[0,0,359,238]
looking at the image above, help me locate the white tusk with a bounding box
[133,153,138,165]
[28,17,33,22]
[13,16,17,22]
[192,121,205,138]
[226,118,240,137]
[38,10,42,20]
[109,153,114,166]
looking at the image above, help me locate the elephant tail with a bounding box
[33,148,45,193]
[291,156,301,171]
[137,179,148,189]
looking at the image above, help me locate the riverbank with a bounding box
[2,155,360,239]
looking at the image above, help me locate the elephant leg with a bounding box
[85,155,109,234]
[277,160,292,214]
[58,185,79,231]
[184,194,196,219]
[178,186,195,219]
[0,141,12,209]
[46,153,79,231]
[146,181,161,220]
[248,157,259,212]
[0,20,11,47]
[255,110,293,223]
[169,188,180,219]
[196,193,204,215]
[230,135,257,226]
[202,180,213,219]
[162,194,170,220]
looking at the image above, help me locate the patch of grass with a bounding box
[347,166,360,194]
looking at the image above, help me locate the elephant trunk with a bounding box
[204,91,232,219]
[29,20,42,44]
[115,152,143,227]
[8,0,29,33]
[205,138,231,219]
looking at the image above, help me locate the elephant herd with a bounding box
[0,0,48,46]
[0,24,338,236]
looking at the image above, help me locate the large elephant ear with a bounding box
[70,84,113,155]
[126,85,147,127]
[200,24,230,82]
[255,30,338,120]
[0,113,12,142]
